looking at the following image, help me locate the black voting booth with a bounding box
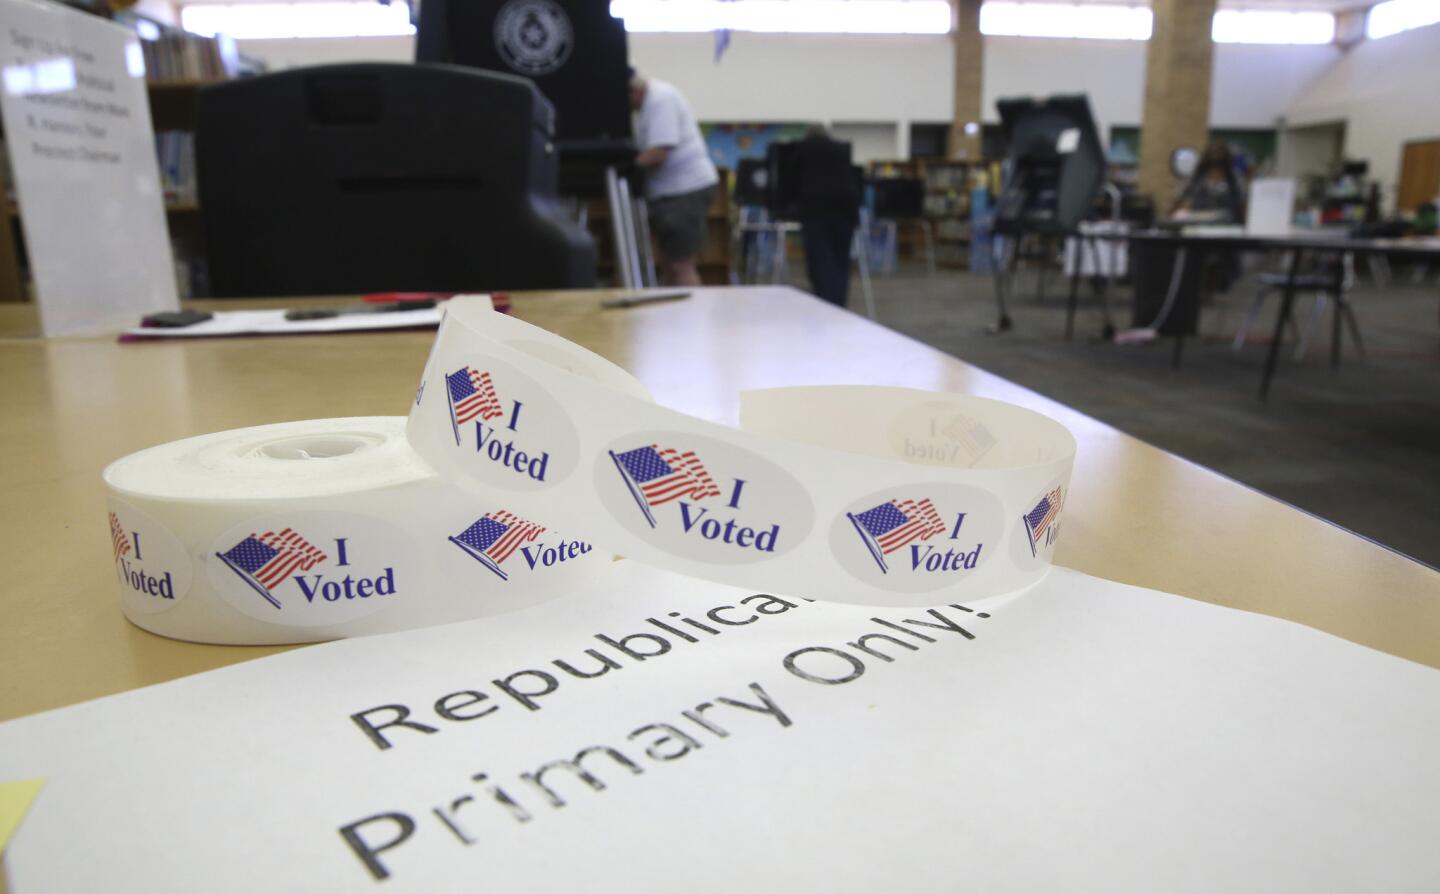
[734,158,771,208]
[872,179,925,220]
[990,94,1106,331]
[766,138,863,220]
[416,0,651,287]
[197,63,595,296]
[415,0,630,148]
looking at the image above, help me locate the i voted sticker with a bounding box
[829,484,1004,594]
[595,432,814,565]
[887,400,999,468]
[1010,480,1066,572]
[427,354,578,489]
[208,512,416,627]
[107,500,192,615]
[443,507,595,584]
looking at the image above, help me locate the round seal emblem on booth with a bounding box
[494,0,574,76]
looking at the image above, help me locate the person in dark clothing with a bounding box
[1170,141,1246,223]
[786,127,862,307]
[1168,140,1246,294]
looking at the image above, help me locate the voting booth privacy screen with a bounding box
[416,0,631,148]
[993,94,1106,236]
[764,138,863,221]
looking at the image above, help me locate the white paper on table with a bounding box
[1,563,1438,892]
[1247,177,1298,237]
[121,307,445,339]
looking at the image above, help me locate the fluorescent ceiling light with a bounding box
[1212,9,1335,44]
[180,3,416,40]
[610,0,952,35]
[978,2,1152,41]
[1366,0,1440,40]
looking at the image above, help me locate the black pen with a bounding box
[600,291,692,309]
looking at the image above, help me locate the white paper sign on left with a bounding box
[0,0,177,335]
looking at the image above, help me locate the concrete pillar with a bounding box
[1137,0,1217,206]
[950,0,983,160]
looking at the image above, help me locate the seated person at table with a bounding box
[1170,141,1246,224]
[1168,141,1245,292]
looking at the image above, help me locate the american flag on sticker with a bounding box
[110,512,130,560]
[848,498,946,574]
[448,511,545,581]
[941,414,997,463]
[608,444,721,528]
[445,365,503,445]
[1022,487,1063,557]
[216,528,328,610]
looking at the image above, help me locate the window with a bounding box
[180,3,416,40]
[978,2,1153,40]
[1366,0,1440,40]
[609,0,952,35]
[1211,9,1335,45]
[978,3,1337,45]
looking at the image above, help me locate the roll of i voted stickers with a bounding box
[407,297,1076,608]
[103,417,610,645]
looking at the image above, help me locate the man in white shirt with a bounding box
[630,71,720,286]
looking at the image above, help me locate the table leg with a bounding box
[1261,249,1304,399]
[1084,236,1115,339]
[990,237,1015,333]
[1331,282,1343,370]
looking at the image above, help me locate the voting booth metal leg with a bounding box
[633,198,658,288]
[853,226,877,321]
[605,167,643,290]
[770,229,784,284]
[1065,245,1082,340]
[1083,236,1116,338]
[1035,235,1051,303]
[990,236,1016,333]
[881,220,898,276]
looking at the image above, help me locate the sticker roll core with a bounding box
[103,417,609,645]
[408,298,1077,608]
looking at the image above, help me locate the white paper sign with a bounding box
[1,563,1438,891]
[0,0,177,335]
[1247,176,1298,237]
[1056,127,1080,154]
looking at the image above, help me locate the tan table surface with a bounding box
[1,286,1437,725]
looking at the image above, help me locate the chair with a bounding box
[197,63,595,297]
[1232,251,1364,363]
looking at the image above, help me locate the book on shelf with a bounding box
[113,12,241,83]
[154,131,196,205]
[139,30,239,83]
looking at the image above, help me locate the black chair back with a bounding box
[197,63,595,296]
